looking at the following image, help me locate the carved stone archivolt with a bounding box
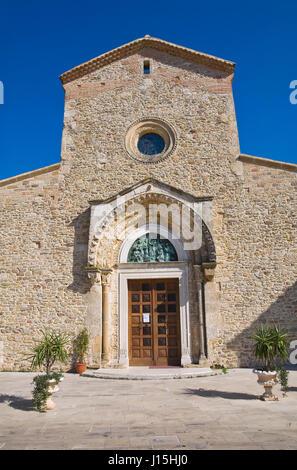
[87,189,216,269]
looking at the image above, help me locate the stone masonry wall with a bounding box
[0,45,296,370]
[211,161,297,367]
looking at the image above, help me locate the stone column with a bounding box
[198,282,207,363]
[194,265,208,366]
[100,268,112,364]
[86,270,102,368]
[202,262,216,366]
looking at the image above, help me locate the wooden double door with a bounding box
[128,279,181,366]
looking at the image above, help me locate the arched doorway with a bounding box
[125,234,180,366]
[118,226,191,367]
[86,178,216,368]
[128,277,181,366]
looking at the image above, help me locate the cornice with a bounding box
[0,163,61,187]
[239,154,297,173]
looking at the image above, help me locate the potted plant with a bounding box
[251,324,289,401]
[32,371,64,412]
[73,327,89,374]
[29,330,70,411]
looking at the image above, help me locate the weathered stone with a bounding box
[0,37,296,370]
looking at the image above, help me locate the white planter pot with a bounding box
[40,381,56,411]
[43,378,63,410]
[253,369,278,401]
[48,377,63,393]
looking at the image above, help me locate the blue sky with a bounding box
[0,0,296,180]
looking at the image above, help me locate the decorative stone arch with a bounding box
[87,184,216,269]
[86,179,217,368]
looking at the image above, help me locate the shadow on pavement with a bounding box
[0,394,35,411]
[183,388,258,400]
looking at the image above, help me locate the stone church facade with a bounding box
[0,36,296,370]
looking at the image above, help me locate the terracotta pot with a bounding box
[75,363,86,374]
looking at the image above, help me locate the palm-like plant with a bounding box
[251,324,289,371]
[73,328,89,364]
[30,330,70,374]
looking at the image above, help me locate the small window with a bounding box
[143,60,150,74]
[137,133,165,156]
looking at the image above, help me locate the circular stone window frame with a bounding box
[124,118,177,163]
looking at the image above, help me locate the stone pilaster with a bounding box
[86,266,112,367]
[86,268,102,368]
[100,268,112,365]
[194,265,209,366]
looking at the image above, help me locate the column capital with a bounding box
[85,267,101,285]
[85,265,113,286]
[202,262,216,282]
[99,268,112,286]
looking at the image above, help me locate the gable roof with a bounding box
[60,35,235,84]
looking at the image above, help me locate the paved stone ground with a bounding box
[1,368,297,450]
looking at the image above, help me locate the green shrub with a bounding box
[29,330,69,412]
[73,328,89,363]
[250,324,289,372]
[277,366,289,393]
[32,372,63,412]
[29,330,70,374]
